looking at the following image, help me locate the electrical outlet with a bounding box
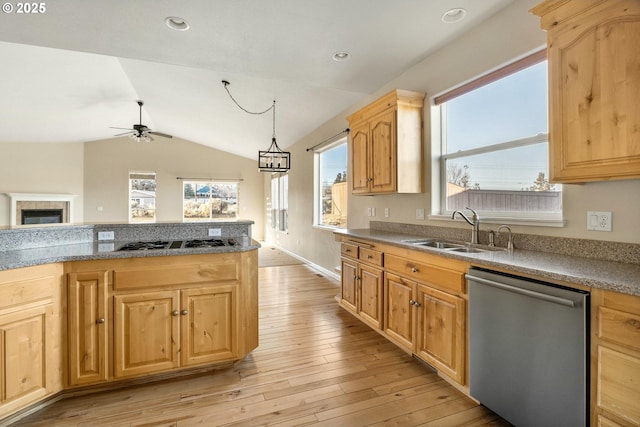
[416,209,425,220]
[208,228,222,237]
[371,207,376,217]
[587,211,612,232]
[367,207,372,217]
[97,231,114,241]
[384,208,390,218]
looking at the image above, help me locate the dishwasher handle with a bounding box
[466,274,577,308]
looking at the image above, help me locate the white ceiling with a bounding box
[0,0,514,159]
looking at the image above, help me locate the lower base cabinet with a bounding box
[384,272,416,352]
[415,284,465,385]
[594,289,640,426]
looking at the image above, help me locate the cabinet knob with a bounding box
[345,249,351,252]
[414,301,421,308]
[367,255,372,259]
[409,299,415,305]
[411,267,418,273]
[172,310,179,316]
[96,317,105,324]
[181,309,188,316]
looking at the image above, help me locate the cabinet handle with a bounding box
[172,310,179,316]
[96,317,105,324]
[345,249,352,252]
[181,309,188,316]
[355,275,361,281]
[367,255,373,259]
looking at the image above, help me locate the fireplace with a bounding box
[21,209,64,225]
[6,193,77,226]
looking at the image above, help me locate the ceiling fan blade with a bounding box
[109,126,135,131]
[114,131,135,136]
[149,131,173,139]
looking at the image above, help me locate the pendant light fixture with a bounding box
[222,80,291,172]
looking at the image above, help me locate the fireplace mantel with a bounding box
[5,193,78,226]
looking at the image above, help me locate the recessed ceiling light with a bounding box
[441,8,467,24]
[165,16,190,31]
[332,51,351,62]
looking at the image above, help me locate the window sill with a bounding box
[428,214,566,228]
[313,224,346,232]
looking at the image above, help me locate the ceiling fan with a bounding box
[110,100,173,142]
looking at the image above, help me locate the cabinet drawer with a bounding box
[385,254,464,294]
[359,247,383,267]
[114,262,239,290]
[341,243,359,259]
[599,306,640,352]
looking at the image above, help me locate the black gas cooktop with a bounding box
[117,238,238,251]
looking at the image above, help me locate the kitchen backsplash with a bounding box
[370,221,640,265]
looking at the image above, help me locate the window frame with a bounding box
[270,172,288,232]
[431,51,564,226]
[181,180,240,222]
[313,137,348,230]
[128,171,156,224]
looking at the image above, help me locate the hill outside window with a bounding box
[434,50,562,225]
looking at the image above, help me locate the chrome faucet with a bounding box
[451,207,480,244]
[497,225,514,250]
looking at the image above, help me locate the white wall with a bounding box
[276,0,640,274]
[83,137,265,240]
[0,142,84,226]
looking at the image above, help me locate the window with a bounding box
[270,173,288,231]
[129,172,156,223]
[435,51,561,222]
[314,139,348,228]
[182,181,239,221]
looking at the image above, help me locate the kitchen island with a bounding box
[0,222,259,423]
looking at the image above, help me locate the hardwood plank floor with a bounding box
[12,264,511,426]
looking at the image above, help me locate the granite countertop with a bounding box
[335,228,640,297]
[0,239,261,271]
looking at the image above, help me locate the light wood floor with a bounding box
[13,264,511,427]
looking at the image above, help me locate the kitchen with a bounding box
[1,0,639,426]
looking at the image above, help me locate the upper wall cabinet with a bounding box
[347,89,424,195]
[532,0,640,183]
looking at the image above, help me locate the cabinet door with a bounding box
[114,291,179,377]
[351,125,371,193]
[181,286,237,366]
[340,258,358,314]
[0,305,50,416]
[369,110,396,193]
[384,272,415,352]
[67,271,108,386]
[415,284,465,384]
[358,264,384,330]
[547,6,640,182]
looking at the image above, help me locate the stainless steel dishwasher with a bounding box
[467,267,589,427]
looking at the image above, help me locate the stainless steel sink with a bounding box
[401,239,493,253]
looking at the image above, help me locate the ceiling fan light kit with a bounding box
[222,80,290,173]
[110,100,173,142]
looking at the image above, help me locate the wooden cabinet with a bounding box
[0,264,61,419]
[114,290,180,378]
[337,235,469,387]
[384,253,467,385]
[67,271,108,385]
[340,242,384,330]
[531,0,640,183]
[384,272,416,352]
[415,284,465,384]
[347,89,424,194]
[593,289,640,426]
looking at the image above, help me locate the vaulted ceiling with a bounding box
[0,0,513,159]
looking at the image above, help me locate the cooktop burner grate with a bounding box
[118,241,170,251]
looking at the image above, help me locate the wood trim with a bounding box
[434,49,547,105]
